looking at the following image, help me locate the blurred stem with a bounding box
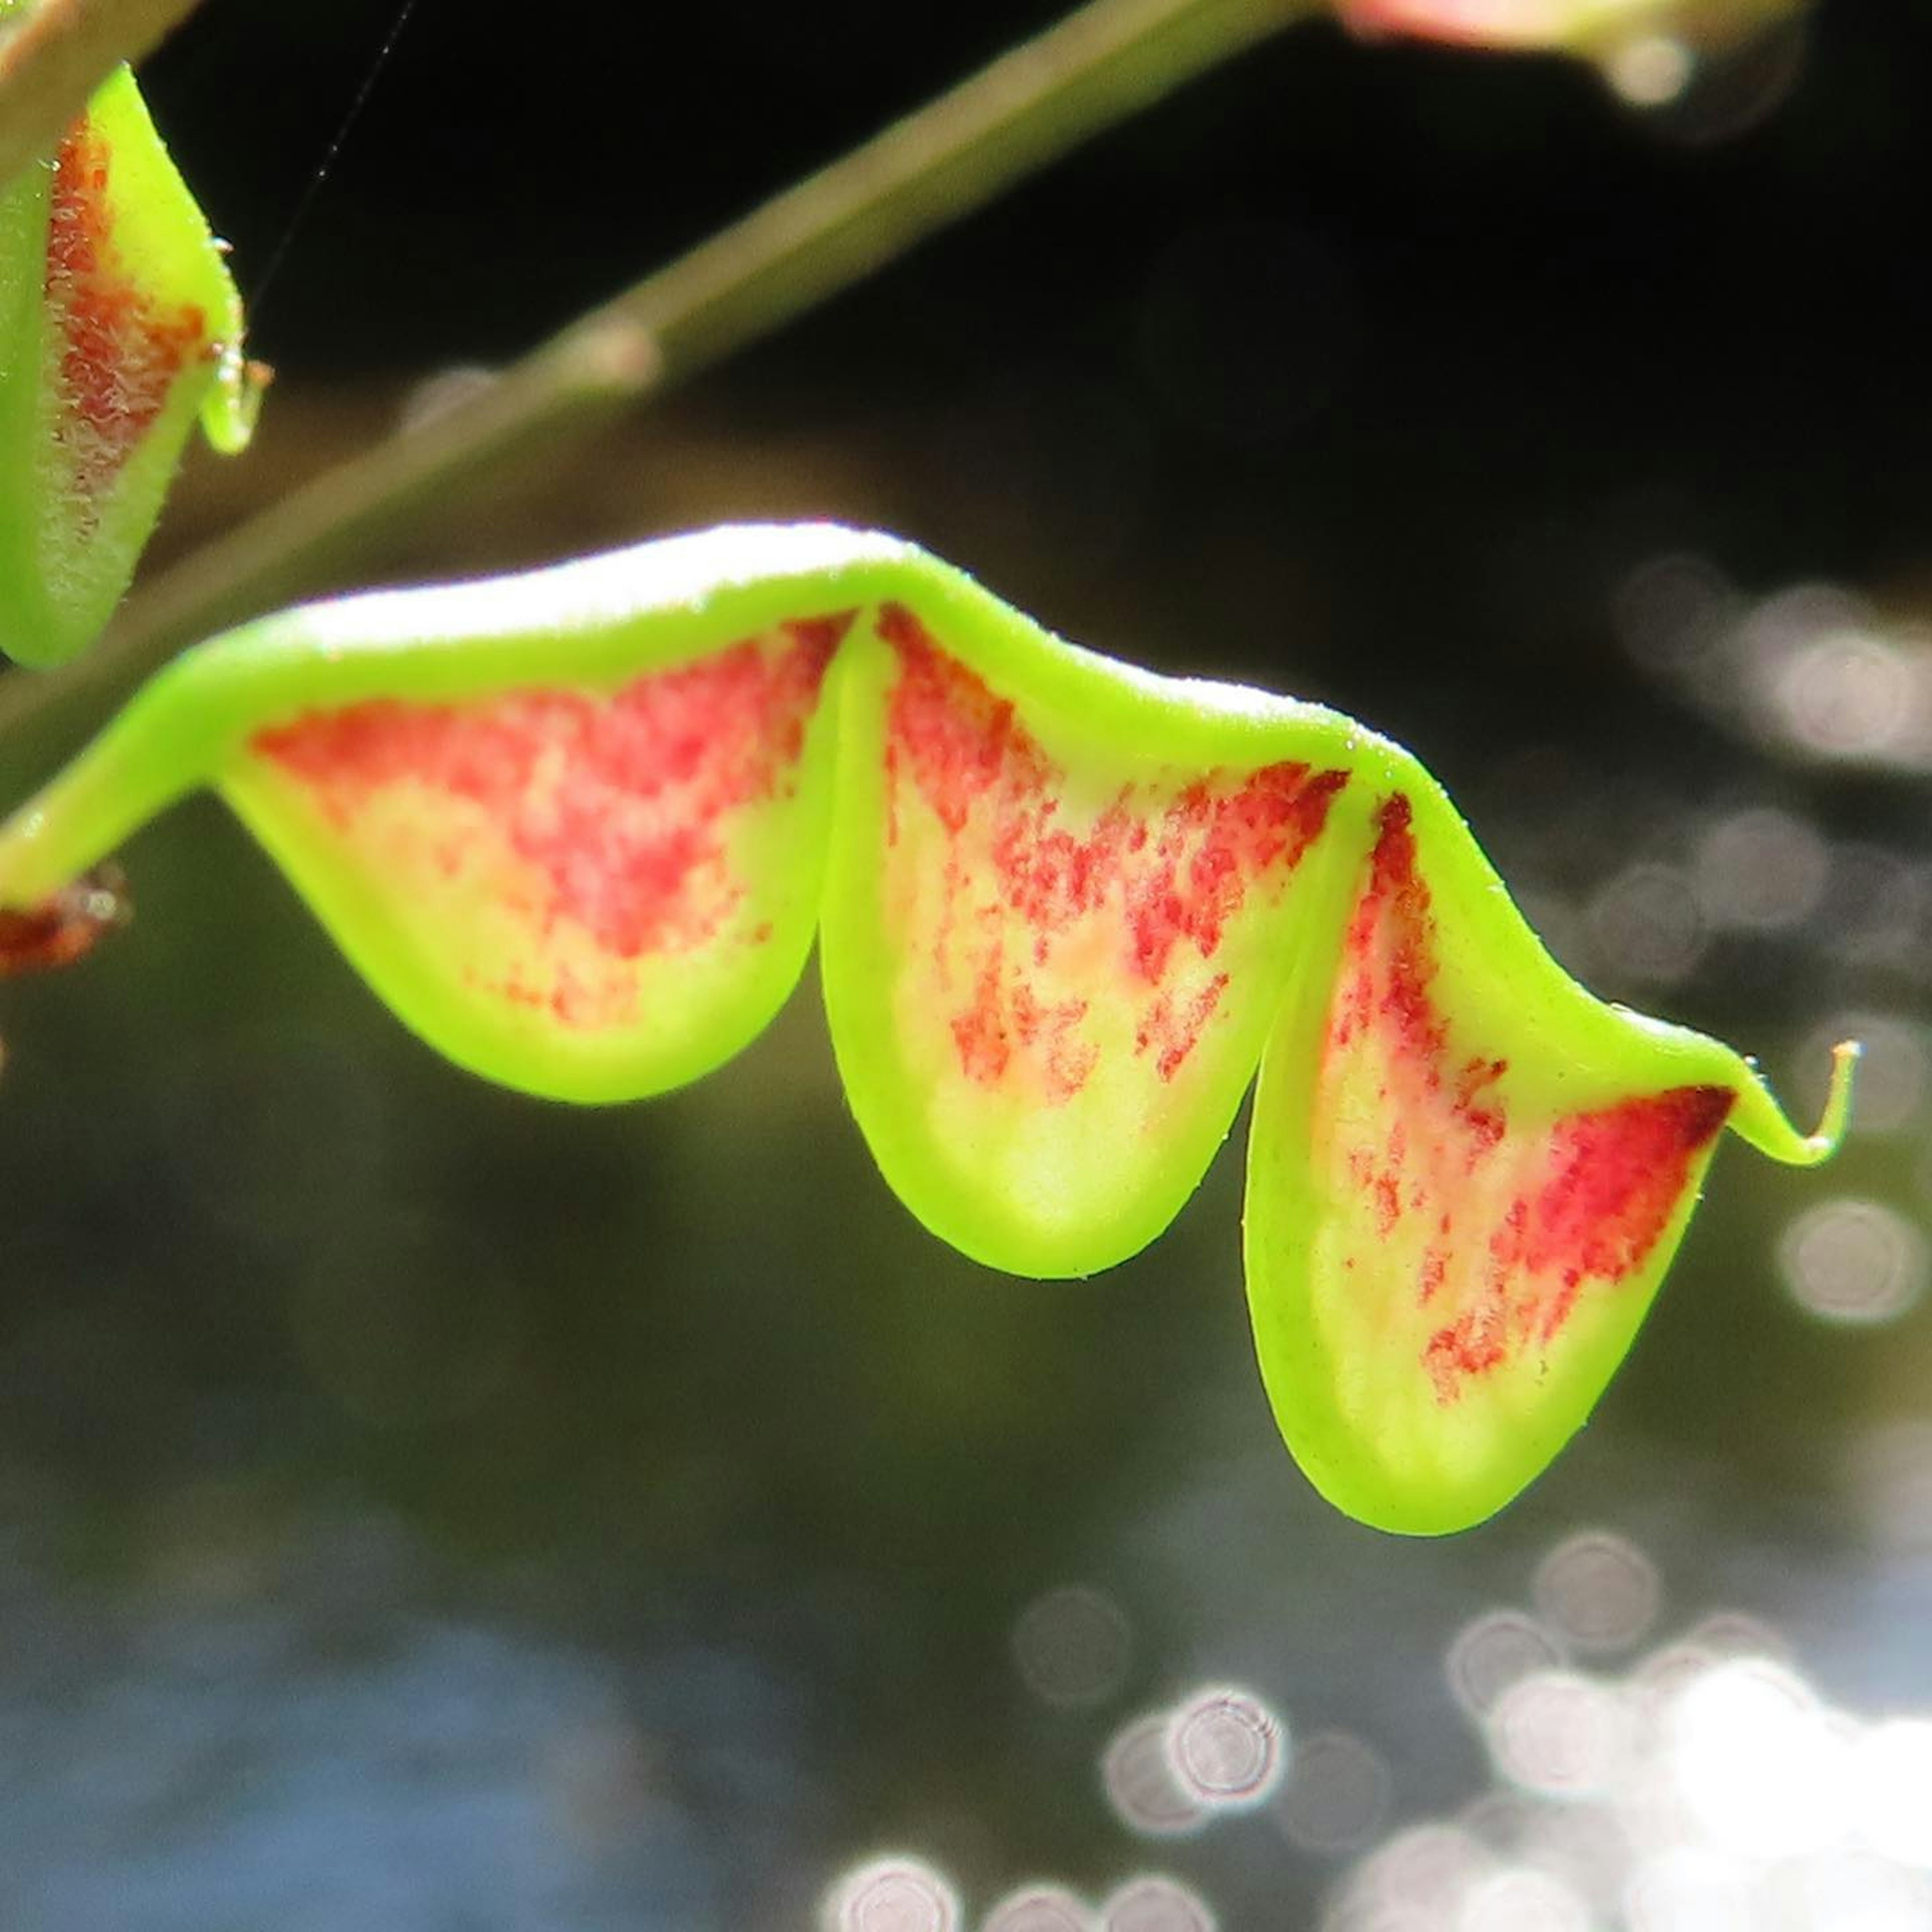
[0,0,1321,752]
[0,0,205,190]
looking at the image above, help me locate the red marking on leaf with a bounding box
[949,945,1097,1103]
[1335,0,1543,47]
[1420,1307,1509,1392]
[878,604,1345,1101]
[1136,973,1231,1083]
[44,124,212,514]
[1329,795,1514,1235]
[1420,1087,1730,1401]
[1419,1246,1447,1304]
[1521,1085,1734,1326]
[0,865,129,977]
[253,620,844,1021]
[1321,793,1734,1405]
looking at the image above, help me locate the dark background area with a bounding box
[139,1,1932,688]
[1,4,1930,1927]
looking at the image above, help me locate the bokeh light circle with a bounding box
[1457,1865,1591,1932]
[1487,1671,1633,1800]
[1447,1610,1566,1719]
[1778,1199,1928,1326]
[1533,1531,1661,1657]
[1012,1585,1133,1710]
[1277,1729,1391,1853]
[822,1854,960,1932]
[1100,1874,1216,1932]
[983,1883,1094,1931]
[1102,1712,1205,1838]
[1166,1683,1285,1810]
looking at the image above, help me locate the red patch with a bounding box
[1421,1085,1730,1400]
[1322,793,1733,1404]
[1335,0,1528,46]
[1420,1306,1509,1391]
[0,866,129,977]
[1518,1085,1734,1323]
[1329,794,1513,1229]
[1136,973,1232,1084]
[252,620,844,1002]
[879,604,1346,1100]
[45,124,211,514]
[948,946,1096,1104]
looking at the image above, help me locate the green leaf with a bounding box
[0,524,1854,1531]
[821,599,1355,1276]
[1244,782,1849,1532]
[0,66,259,669]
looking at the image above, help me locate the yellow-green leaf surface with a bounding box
[0,525,1854,1532]
[1248,785,1797,1532]
[0,64,257,669]
[823,603,1362,1275]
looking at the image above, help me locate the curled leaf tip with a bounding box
[1803,1037,1862,1164]
[201,341,271,455]
[1725,1034,1861,1170]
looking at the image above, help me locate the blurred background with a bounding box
[2,1,1931,1925]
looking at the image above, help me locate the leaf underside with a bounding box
[0,67,255,670]
[0,526,1852,1532]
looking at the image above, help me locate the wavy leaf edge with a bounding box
[0,523,1858,1532]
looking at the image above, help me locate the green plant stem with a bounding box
[0,0,205,191]
[0,0,1322,756]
